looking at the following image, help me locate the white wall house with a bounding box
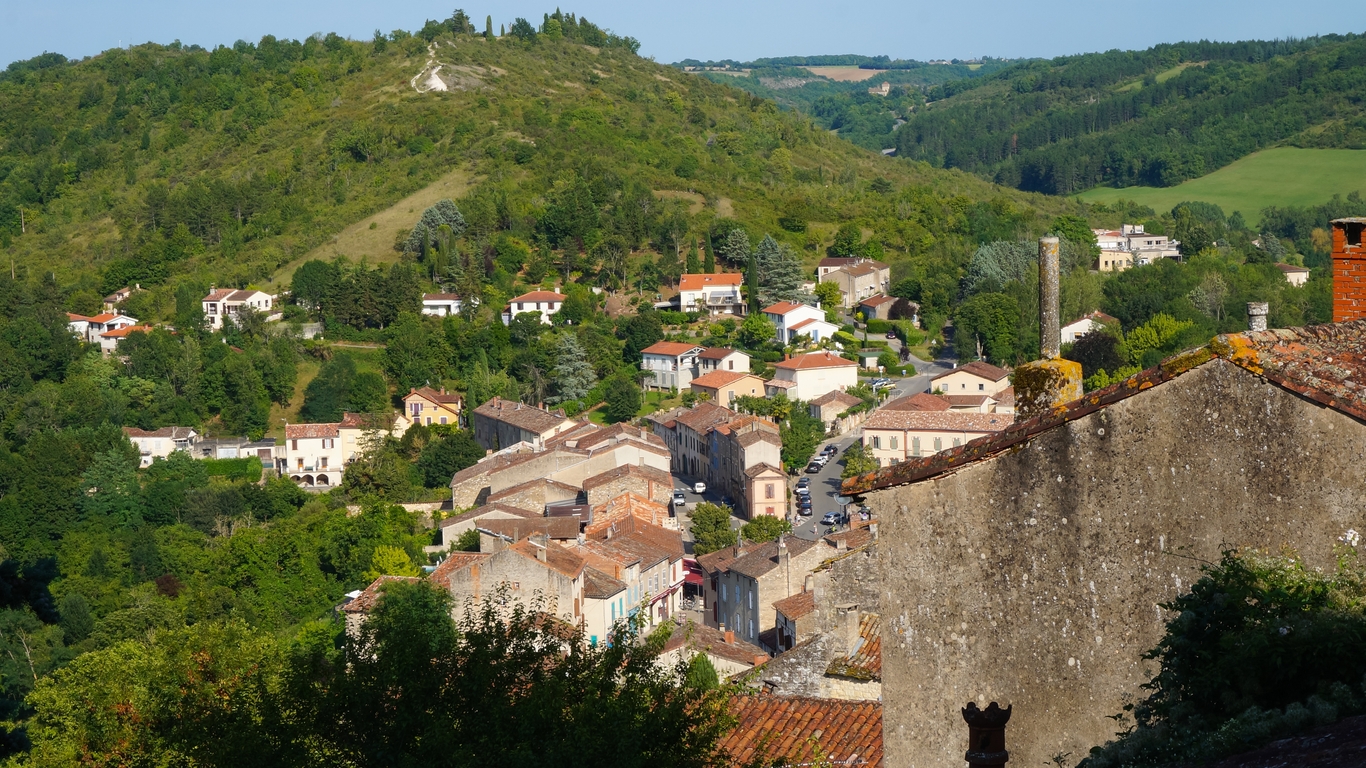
[1277,263,1311,286]
[502,291,565,325]
[69,312,138,343]
[202,289,276,329]
[421,293,465,317]
[123,426,199,468]
[767,351,859,402]
[640,342,704,390]
[1092,225,1182,272]
[762,302,839,345]
[282,423,345,488]
[697,348,750,376]
[677,273,746,315]
[1060,310,1119,346]
[931,361,1013,396]
[862,410,1010,467]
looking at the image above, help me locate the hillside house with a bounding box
[501,290,564,325]
[677,273,745,315]
[640,342,704,390]
[1093,224,1181,272]
[768,351,859,402]
[930,360,1012,396]
[471,397,578,451]
[856,294,901,321]
[98,324,151,355]
[283,422,344,487]
[421,293,464,317]
[123,426,199,467]
[1060,310,1119,345]
[689,371,765,407]
[69,312,138,344]
[404,386,463,426]
[102,285,139,310]
[1277,262,1311,286]
[202,288,275,329]
[762,302,839,346]
[696,347,751,375]
[818,259,891,308]
[810,390,866,434]
[697,536,837,646]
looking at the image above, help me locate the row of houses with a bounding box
[643,344,860,403]
[649,402,786,519]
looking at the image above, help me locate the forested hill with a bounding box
[892,35,1366,194]
[0,13,1067,320]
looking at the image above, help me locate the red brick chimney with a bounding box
[1332,218,1366,322]
[724,628,735,644]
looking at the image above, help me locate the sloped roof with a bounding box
[811,390,863,409]
[690,370,758,390]
[582,463,672,491]
[423,292,461,301]
[720,695,883,767]
[698,347,744,360]
[341,575,421,614]
[509,290,566,303]
[825,613,882,681]
[818,257,862,268]
[858,294,897,307]
[838,262,883,278]
[437,503,539,529]
[285,422,340,439]
[661,618,768,668]
[678,273,743,291]
[123,426,197,440]
[586,493,676,537]
[729,537,818,579]
[473,398,571,435]
[1275,262,1311,274]
[788,317,831,332]
[943,394,996,408]
[583,566,627,598]
[762,301,807,316]
[478,516,581,541]
[743,461,785,478]
[669,401,735,433]
[427,552,494,589]
[509,538,586,579]
[774,351,858,371]
[406,386,462,406]
[931,360,1011,383]
[641,341,704,357]
[772,590,816,620]
[100,324,152,339]
[881,392,952,412]
[863,410,1009,433]
[844,321,1366,495]
[203,289,235,302]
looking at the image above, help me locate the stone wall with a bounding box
[870,360,1366,768]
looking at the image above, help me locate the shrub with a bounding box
[865,319,892,334]
[201,457,263,482]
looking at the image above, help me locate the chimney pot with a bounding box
[1247,302,1269,332]
[962,701,1013,767]
[724,629,735,644]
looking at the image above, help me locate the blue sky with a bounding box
[2,1,1362,68]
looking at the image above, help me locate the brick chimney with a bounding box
[723,627,735,644]
[962,701,1012,767]
[1332,218,1366,322]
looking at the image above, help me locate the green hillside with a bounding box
[891,35,1366,195]
[1078,148,1366,227]
[0,19,1069,322]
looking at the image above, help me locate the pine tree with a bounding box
[485,15,493,37]
[755,235,804,304]
[747,251,760,313]
[405,200,466,255]
[719,229,751,266]
[500,23,506,36]
[703,236,716,273]
[685,239,701,274]
[549,333,597,404]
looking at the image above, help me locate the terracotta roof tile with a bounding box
[509,290,566,303]
[100,324,152,338]
[720,695,883,767]
[882,392,952,412]
[428,552,493,589]
[931,360,1011,383]
[406,386,462,406]
[661,618,768,668]
[826,613,882,681]
[509,538,586,579]
[863,410,1009,433]
[581,464,672,491]
[285,422,340,439]
[773,351,858,371]
[478,516,581,541]
[123,426,197,440]
[437,503,539,529]
[690,370,758,390]
[678,273,744,291]
[772,590,816,620]
[473,398,572,436]
[583,566,627,598]
[811,390,863,408]
[341,575,421,614]
[730,538,819,579]
[761,301,806,315]
[641,341,704,357]
[858,294,896,307]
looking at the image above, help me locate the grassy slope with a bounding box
[1077,148,1366,226]
[0,31,1075,321]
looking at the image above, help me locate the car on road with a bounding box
[693,481,707,494]
[805,462,823,474]
[811,454,829,466]
[886,331,897,340]
[672,491,686,507]
[796,495,813,508]
[795,477,810,490]
[720,495,733,507]
[797,505,813,516]
[820,512,841,526]
[821,444,838,456]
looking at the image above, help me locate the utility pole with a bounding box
[18,208,23,235]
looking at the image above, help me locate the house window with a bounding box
[720,584,727,602]
[749,620,755,639]
[890,436,898,450]
[978,383,985,391]
[410,402,421,416]
[953,438,962,448]
[728,361,734,370]
[933,437,942,452]
[291,439,298,451]
[296,458,303,469]
[440,417,447,425]
[872,436,881,449]
[765,483,774,499]
[427,417,432,425]
[912,437,921,457]
[319,457,328,469]
[322,438,335,449]
[517,302,524,311]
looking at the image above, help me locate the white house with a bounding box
[502,291,565,325]
[421,293,465,317]
[1060,310,1119,346]
[1092,225,1182,272]
[767,351,859,402]
[696,347,750,376]
[99,324,151,355]
[761,301,839,345]
[202,288,276,329]
[1276,263,1311,287]
[69,312,138,343]
[282,422,345,488]
[862,409,1009,467]
[123,426,199,468]
[677,273,746,315]
[931,361,1012,396]
[640,342,704,391]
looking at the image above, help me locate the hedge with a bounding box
[202,457,264,482]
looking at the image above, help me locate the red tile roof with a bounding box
[509,538,586,579]
[678,273,743,291]
[123,426,197,440]
[772,590,816,620]
[661,618,768,668]
[509,290,566,303]
[858,294,896,307]
[882,392,952,412]
[720,695,883,767]
[341,575,420,614]
[811,390,864,409]
[844,321,1366,495]
[773,351,858,370]
[825,613,882,681]
[285,422,340,439]
[818,257,862,268]
[202,289,236,302]
[641,341,704,357]
[863,410,1009,433]
[423,292,461,301]
[762,301,806,316]
[406,386,462,406]
[427,552,494,589]
[1275,262,1311,273]
[932,360,1011,383]
[690,370,757,390]
[473,398,572,436]
[100,324,152,339]
[581,463,672,491]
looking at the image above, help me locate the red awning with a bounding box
[684,571,704,586]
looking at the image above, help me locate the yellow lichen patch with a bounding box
[1013,358,1083,419]
[1210,335,1263,375]
[1161,346,1215,377]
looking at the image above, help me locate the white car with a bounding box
[672,491,687,507]
[693,481,707,494]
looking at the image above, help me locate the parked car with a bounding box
[720,495,733,508]
[822,444,839,456]
[798,506,814,516]
[805,463,823,474]
[797,496,813,509]
[672,491,686,507]
[886,331,897,340]
[693,481,707,494]
[795,477,810,489]
[794,486,810,497]
[811,455,829,466]
[820,512,841,526]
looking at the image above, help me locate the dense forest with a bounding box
[890,35,1366,193]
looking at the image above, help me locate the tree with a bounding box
[617,312,663,362]
[740,515,791,543]
[685,240,701,274]
[549,334,597,404]
[841,441,879,479]
[691,502,738,555]
[80,447,142,526]
[383,313,451,392]
[1064,330,1124,379]
[1050,214,1100,260]
[737,313,776,349]
[603,375,641,424]
[829,223,862,257]
[754,235,804,304]
[364,545,419,581]
[484,15,493,37]
[954,292,1020,364]
[404,200,466,256]
[718,229,751,267]
[778,400,823,471]
[703,237,716,273]
[415,429,484,487]
[341,445,413,500]
[455,528,480,551]
[813,281,844,314]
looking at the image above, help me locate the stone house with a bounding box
[843,221,1366,768]
[810,390,865,435]
[772,588,818,651]
[697,536,837,648]
[582,463,673,507]
[434,535,585,624]
[856,293,898,320]
[930,360,1012,396]
[768,351,859,402]
[689,371,765,407]
[658,618,770,677]
[471,397,579,451]
[818,259,890,308]
[434,503,540,549]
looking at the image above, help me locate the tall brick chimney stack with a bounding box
[1332,218,1366,322]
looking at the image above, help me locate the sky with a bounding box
[2,0,1363,69]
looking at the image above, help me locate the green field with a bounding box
[1078,148,1366,226]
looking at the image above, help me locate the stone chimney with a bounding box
[1331,218,1366,321]
[962,701,1012,767]
[1014,237,1083,419]
[777,536,789,567]
[1247,302,1269,332]
[836,603,860,652]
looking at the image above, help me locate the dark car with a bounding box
[797,496,813,509]
[798,506,814,516]
[886,331,897,340]
[796,477,810,489]
[822,444,838,456]
[805,462,822,474]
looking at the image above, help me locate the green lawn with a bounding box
[1077,148,1366,227]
